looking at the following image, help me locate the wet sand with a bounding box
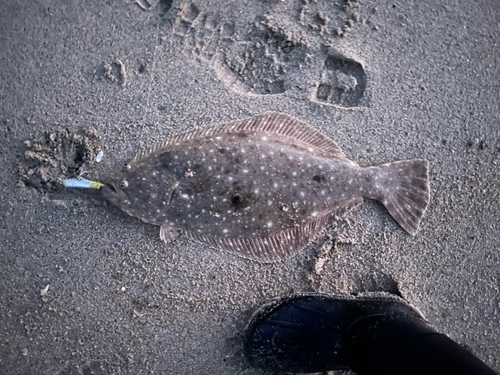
[1,0,499,373]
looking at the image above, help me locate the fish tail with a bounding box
[374,160,430,235]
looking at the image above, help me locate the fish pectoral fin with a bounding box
[160,222,180,244]
[168,181,180,205]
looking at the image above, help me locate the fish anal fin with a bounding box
[329,197,363,219]
[131,112,346,165]
[185,213,336,262]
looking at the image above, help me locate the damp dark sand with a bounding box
[1,0,499,373]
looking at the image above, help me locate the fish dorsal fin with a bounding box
[131,112,346,165]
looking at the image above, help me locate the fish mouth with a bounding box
[100,180,126,206]
[105,181,118,193]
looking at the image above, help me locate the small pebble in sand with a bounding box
[96,150,103,162]
[40,284,50,296]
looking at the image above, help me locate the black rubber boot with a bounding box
[344,313,499,375]
[244,293,421,373]
[243,293,499,375]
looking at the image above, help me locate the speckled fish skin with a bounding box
[101,112,430,262]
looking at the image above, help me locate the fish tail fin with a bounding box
[376,160,430,235]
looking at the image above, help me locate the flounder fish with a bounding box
[101,112,430,262]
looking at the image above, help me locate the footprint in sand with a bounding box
[313,53,367,108]
[213,16,309,96]
[170,1,366,107]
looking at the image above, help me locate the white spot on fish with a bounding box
[267,222,273,228]
[243,169,249,173]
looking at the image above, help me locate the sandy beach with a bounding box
[1,0,499,373]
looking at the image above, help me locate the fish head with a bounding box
[100,175,131,210]
[101,164,179,223]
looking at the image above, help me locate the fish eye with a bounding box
[120,180,129,189]
[232,195,242,203]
